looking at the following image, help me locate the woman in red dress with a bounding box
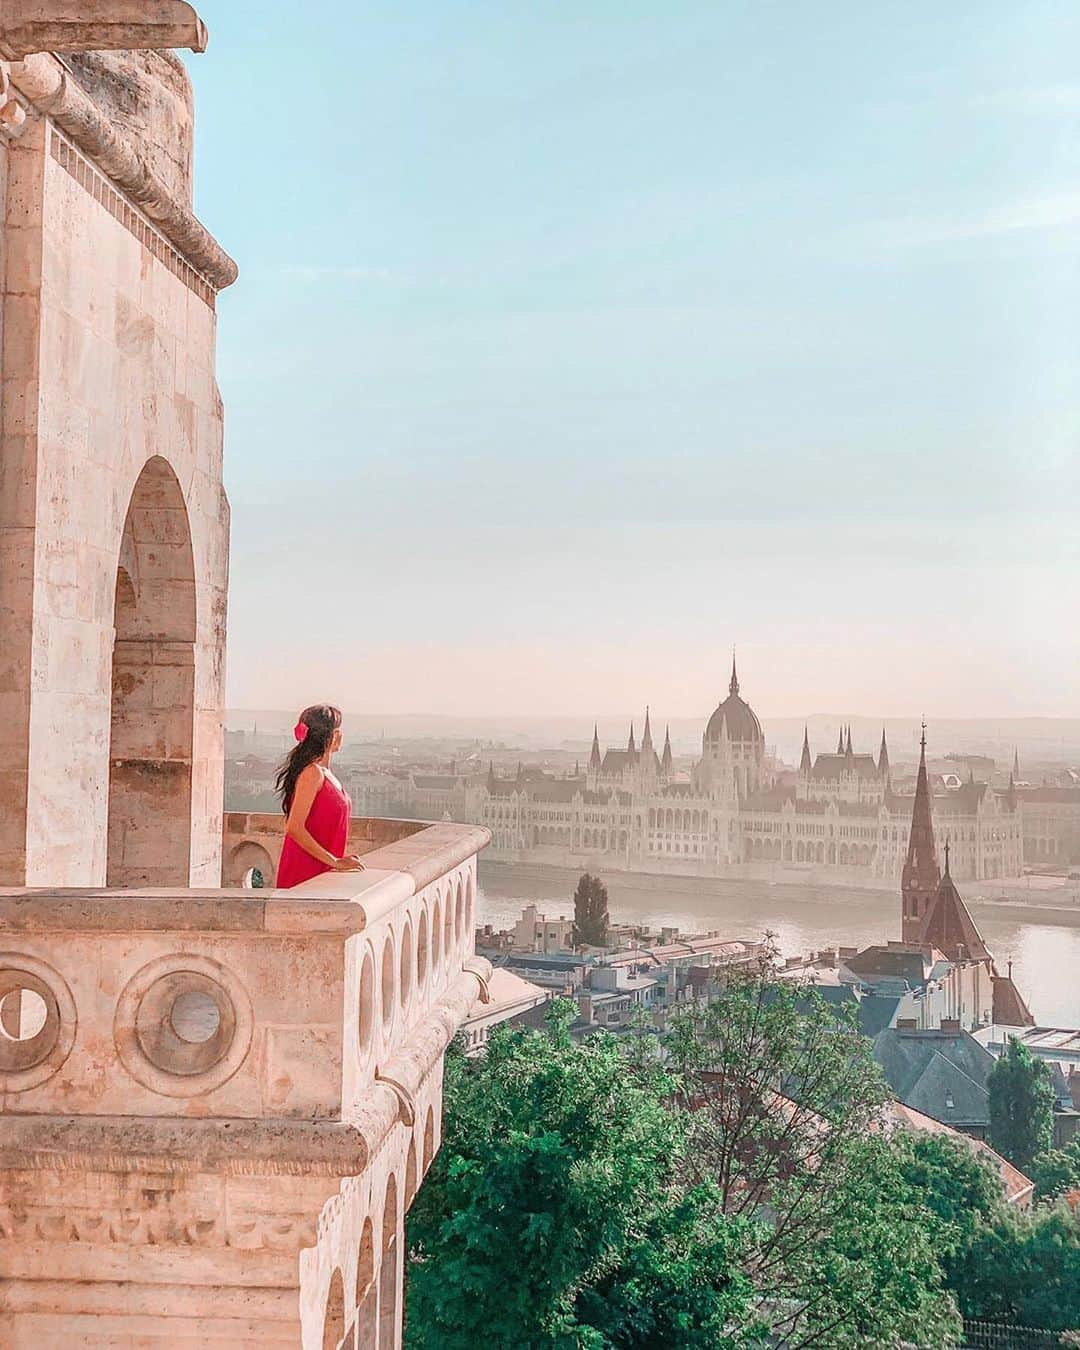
[274,704,364,887]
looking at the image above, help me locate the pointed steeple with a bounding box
[878,726,890,780]
[902,721,941,944]
[589,724,602,773]
[1006,769,1017,811]
[800,726,812,775]
[642,706,654,753]
[1013,748,1020,780]
[486,760,496,792]
[729,649,739,697]
[845,725,854,757]
[661,725,673,775]
[920,833,991,964]
[836,726,845,755]
[627,722,636,755]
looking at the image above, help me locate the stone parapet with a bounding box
[0,819,491,1347]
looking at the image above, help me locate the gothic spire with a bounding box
[589,724,602,772]
[1013,748,1020,779]
[486,760,496,791]
[845,725,853,757]
[661,725,673,775]
[800,726,812,775]
[642,706,654,753]
[878,726,890,780]
[627,722,636,755]
[902,721,940,943]
[836,726,845,755]
[729,649,739,697]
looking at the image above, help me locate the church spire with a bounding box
[800,726,812,775]
[836,726,845,755]
[627,722,636,755]
[902,721,940,944]
[878,726,890,780]
[642,706,654,753]
[1013,747,1020,780]
[661,725,673,775]
[729,649,739,697]
[845,725,853,757]
[589,724,602,773]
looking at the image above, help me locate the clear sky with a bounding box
[187,1,1080,721]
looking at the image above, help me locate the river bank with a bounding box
[476,860,1080,1027]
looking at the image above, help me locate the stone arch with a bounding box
[107,456,196,886]
[226,840,275,889]
[378,1173,400,1349]
[405,1137,418,1206]
[422,1105,435,1173]
[356,1218,376,1349]
[322,1268,346,1350]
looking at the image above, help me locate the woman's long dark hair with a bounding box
[275,704,342,815]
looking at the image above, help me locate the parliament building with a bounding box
[464,661,1023,883]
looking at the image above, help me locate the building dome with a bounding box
[705,659,763,744]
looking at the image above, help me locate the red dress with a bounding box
[276,772,352,888]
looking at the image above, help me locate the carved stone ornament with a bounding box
[0,1,208,59]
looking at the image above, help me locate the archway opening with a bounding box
[106,457,196,887]
[378,1173,400,1349]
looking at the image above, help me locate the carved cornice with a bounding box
[7,51,237,291]
[0,1,207,60]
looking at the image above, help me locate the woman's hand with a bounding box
[331,854,365,872]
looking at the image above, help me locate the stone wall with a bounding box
[0,105,228,886]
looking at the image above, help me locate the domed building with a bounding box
[431,656,1024,885]
[695,656,767,800]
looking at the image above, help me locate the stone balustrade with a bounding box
[0,818,490,1348]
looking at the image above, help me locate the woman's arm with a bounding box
[284,765,361,869]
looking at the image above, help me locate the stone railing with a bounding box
[0,818,490,1348]
[222,810,439,890]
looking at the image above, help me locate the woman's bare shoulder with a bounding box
[296,762,325,785]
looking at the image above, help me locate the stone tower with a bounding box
[0,3,235,888]
[901,725,940,943]
[0,10,491,1346]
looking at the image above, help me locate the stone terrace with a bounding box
[0,820,491,1346]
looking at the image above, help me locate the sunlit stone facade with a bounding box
[0,12,488,1346]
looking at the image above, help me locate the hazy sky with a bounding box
[188,2,1080,721]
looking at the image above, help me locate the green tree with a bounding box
[896,1132,1002,1240]
[987,1038,1055,1169]
[949,1204,1080,1331]
[1029,1134,1080,1201]
[571,872,610,949]
[668,969,961,1348]
[405,1004,756,1349]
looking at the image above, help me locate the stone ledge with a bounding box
[0,820,489,932]
[0,1116,374,1177]
[8,50,237,289]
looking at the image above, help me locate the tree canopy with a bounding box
[406,978,964,1348]
[571,873,610,949]
[987,1038,1055,1170]
[405,1003,756,1348]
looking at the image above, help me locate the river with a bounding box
[477,861,1080,1028]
